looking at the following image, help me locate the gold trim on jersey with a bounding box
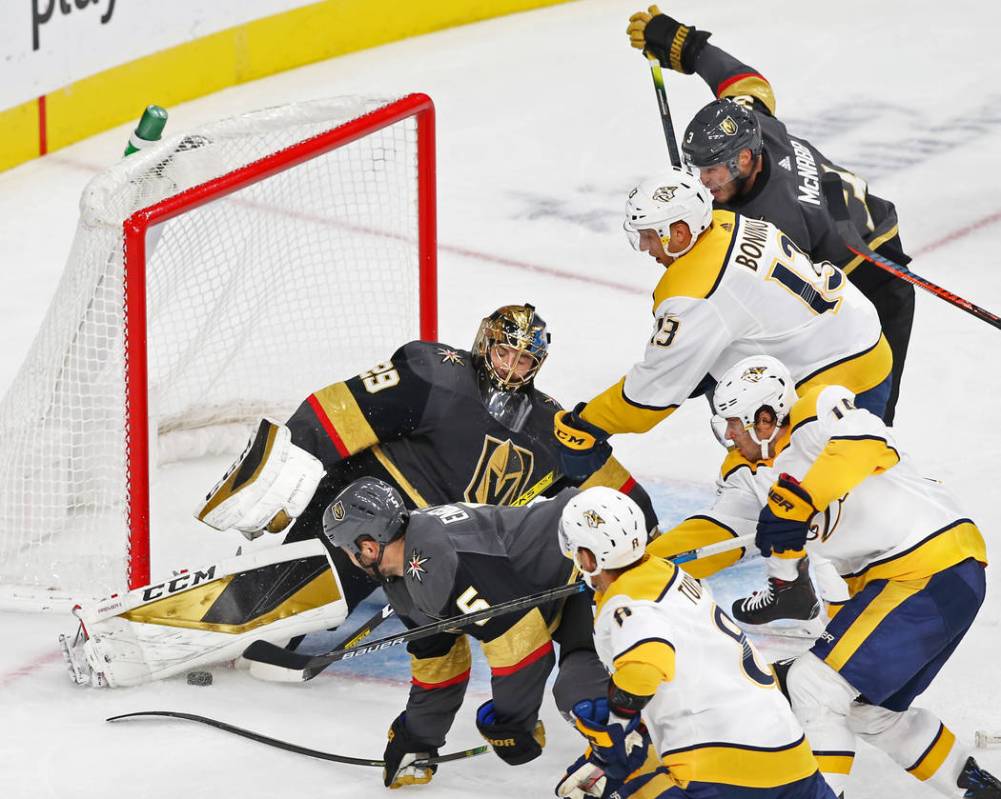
[652,210,737,305]
[908,723,957,781]
[481,607,551,670]
[814,752,855,775]
[311,382,380,452]
[801,435,900,511]
[718,77,777,116]
[410,636,471,686]
[579,455,631,491]
[464,435,534,505]
[582,377,677,435]
[596,555,679,616]
[841,225,900,275]
[649,516,744,579]
[661,735,817,789]
[371,445,430,508]
[797,334,893,396]
[613,641,677,688]
[842,520,986,596]
[823,575,933,671]
[122,568,342,633]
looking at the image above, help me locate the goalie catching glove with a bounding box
[626,5,711,74]
[195,418,325,540]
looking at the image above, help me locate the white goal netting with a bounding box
[0,96,435,608]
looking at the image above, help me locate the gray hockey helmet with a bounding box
[682,98,763,170]
[322,477,408,556]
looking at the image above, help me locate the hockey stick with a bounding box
[666,532,754,565]
[106,711,487,766]
[647,54,682,167]
[511,468,561,507]
[244,580,589,682]
[820,172,1001,330]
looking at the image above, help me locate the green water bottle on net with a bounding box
[123,105,168,157]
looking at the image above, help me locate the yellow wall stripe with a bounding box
[824,576,931,671]
[0,0,572,173]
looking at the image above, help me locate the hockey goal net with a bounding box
[0,95,436,609]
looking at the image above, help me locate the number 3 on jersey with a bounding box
[766,233,845,316]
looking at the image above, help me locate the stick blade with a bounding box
[241,639,312,682]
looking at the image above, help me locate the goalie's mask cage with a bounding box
[0,95,436,609]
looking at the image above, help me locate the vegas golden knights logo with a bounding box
[465,435,535,505]
[719,116,738,136]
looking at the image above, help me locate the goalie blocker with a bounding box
[60,539,346,687]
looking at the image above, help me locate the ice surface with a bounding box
[2,1,1001,796]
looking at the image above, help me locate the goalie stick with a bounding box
[820,172,1001,331]
[646,54,682,167]
[244,533,755,682]
[106,711,487,766]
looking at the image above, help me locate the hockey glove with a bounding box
[383,713,439,789]
[627,6,711,74]
[475,700,546,766]
[756,474,817,557]
[553,403,613,481]
[571,697,651,783]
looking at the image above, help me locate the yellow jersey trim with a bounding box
[797,334,893,396]
[652,210,738,305]
[718,76,777,116]
[371,445,430,508]
[481,607,551,669]
[662,735,818,789]
[648,516,744,580]
[596,555,679,617]
[907,723,957,781]
[581,377,677,435]
[842,520,987,595]
[410,636,472,685]
[842,225,900,275]
[613,639,677,687]
[311,382,380,454]
[814,752,855,775]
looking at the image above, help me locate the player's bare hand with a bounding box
[627,5,661,50]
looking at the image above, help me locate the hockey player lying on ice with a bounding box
[649,355,1000,799]
[61,305,655,688]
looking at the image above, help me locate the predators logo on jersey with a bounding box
[465,435,535,505]
[741,366,767,382]
[583,509,605,528]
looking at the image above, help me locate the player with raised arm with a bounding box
[627,6,913,423]
[553,170,890,483]
[61,305,656,688]
[321,478,613,789]
[651,356,998,798]
[555,487,835,799]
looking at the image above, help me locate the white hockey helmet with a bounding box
[558,487,646,586]
[711,355,798,457]
[623,167,714,259]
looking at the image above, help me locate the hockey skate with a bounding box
[958,757,1001,798]
[731,557,820,626]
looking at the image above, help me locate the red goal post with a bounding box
[0,95,436,608]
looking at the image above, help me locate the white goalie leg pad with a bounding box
[849,703,969,793]
[195,418,325,538]
[65,539,346,687]
[786,652,861,795]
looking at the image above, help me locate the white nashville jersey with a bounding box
[594,556,810,784]
[707,385,984,593]
[624,210,885,411]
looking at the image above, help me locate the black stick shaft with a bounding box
[820,173,1001,330]
[106,711,487,767]
[648,55,681,167]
